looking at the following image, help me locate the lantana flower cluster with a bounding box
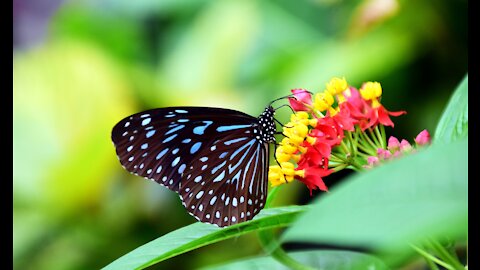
[268,77,431,194]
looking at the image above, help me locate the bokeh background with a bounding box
[13,0,467,269]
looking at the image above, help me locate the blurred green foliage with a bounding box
[13,0,467,269]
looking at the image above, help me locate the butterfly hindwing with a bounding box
[179,131,269,227]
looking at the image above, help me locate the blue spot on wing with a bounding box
[224,137,248,145]
[193,121,213,135]
[190,142,202,154]
[216,125,251,132]
[163,134,177,143]
[165,124,185,135]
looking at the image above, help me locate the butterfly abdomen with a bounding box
[255,106,276,144]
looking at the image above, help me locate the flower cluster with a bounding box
[268,77,430,194]
[365,129,431,168]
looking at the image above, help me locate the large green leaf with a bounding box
[434,75,468,143]
[201,250,389,270]
[102,205,307,270]
[282,138,467,253]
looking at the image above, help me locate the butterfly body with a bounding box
[111,106,276,227]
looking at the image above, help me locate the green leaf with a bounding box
[102,205,308,270]
[201,250,390,270]
[434,75,468,143]
[282,138,467,254]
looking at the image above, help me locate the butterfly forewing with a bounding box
[111,106,276,227]
[112,107,255,190]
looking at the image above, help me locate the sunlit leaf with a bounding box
[282,138,467,256]
[102,206,308,270]
[434,74,468,143]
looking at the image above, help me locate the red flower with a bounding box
[331,103,358,132]
[295,164,332,194]
[311,116,344,145]
[288,89,312,112]
[343,87,369,120]
[357,82,406,130]
[298,142,330,168]
[357,104,405,130]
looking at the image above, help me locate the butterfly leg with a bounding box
[272,141,291,184]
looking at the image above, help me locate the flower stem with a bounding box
[380,125,386,146]
[348,131,358,156]
[411,244,455,270]
[357,127,378,151]
[331,152,349,162]
[426,239,465,270]
[375,125,385,149]
[331,163,348,172]
[368,128,382,148]
[340,140,351,155]
[356,141,377,156]
[258,229,316,270]
[258,185,316,270]
[266,186,281,207]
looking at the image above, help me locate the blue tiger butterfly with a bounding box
[111,104,279,227]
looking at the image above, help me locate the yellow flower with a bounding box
[282,120,309,145]
[360,81,382,108]
[290,112,317,127]
[313,91,334,112]
[326,77,348,95]
[268,162,304,187]
[268,165,286,187]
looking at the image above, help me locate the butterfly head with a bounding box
[256,106,276,144]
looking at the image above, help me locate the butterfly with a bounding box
[111,105,279,227]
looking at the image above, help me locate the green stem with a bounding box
[351,159,365,171]
[340,140,351,155]
[368,128,382,148]
[331,163,348,172]
[266,186,281,207]
[427,239,465,270]
[355,151,371,159]
[258,185,316,270]
[358,127,379,150]
[356,141,377,156]
[375,125,385,149]
[331,152,349,162]
[258,230,316,270]
[348,131,357,157]
[411,244,455,270]
[380,125,386,146]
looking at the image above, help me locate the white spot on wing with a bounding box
[141,118,151,126]
[210,196,217,205]
[196,191,204,199]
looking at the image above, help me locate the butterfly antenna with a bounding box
[268,94,295,107]
[274,103,295,114]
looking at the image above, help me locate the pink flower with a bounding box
[367,156,379,166]
[400,139,412,152]
[377,148,392,160]
[387,136,401,153]
[415,129,431,145]
[288,89,312,112]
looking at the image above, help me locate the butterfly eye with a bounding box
[111,106,276,227]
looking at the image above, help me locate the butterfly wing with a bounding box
[179,131,269,227]
[111,107,256,192]
[112,106,273,227]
